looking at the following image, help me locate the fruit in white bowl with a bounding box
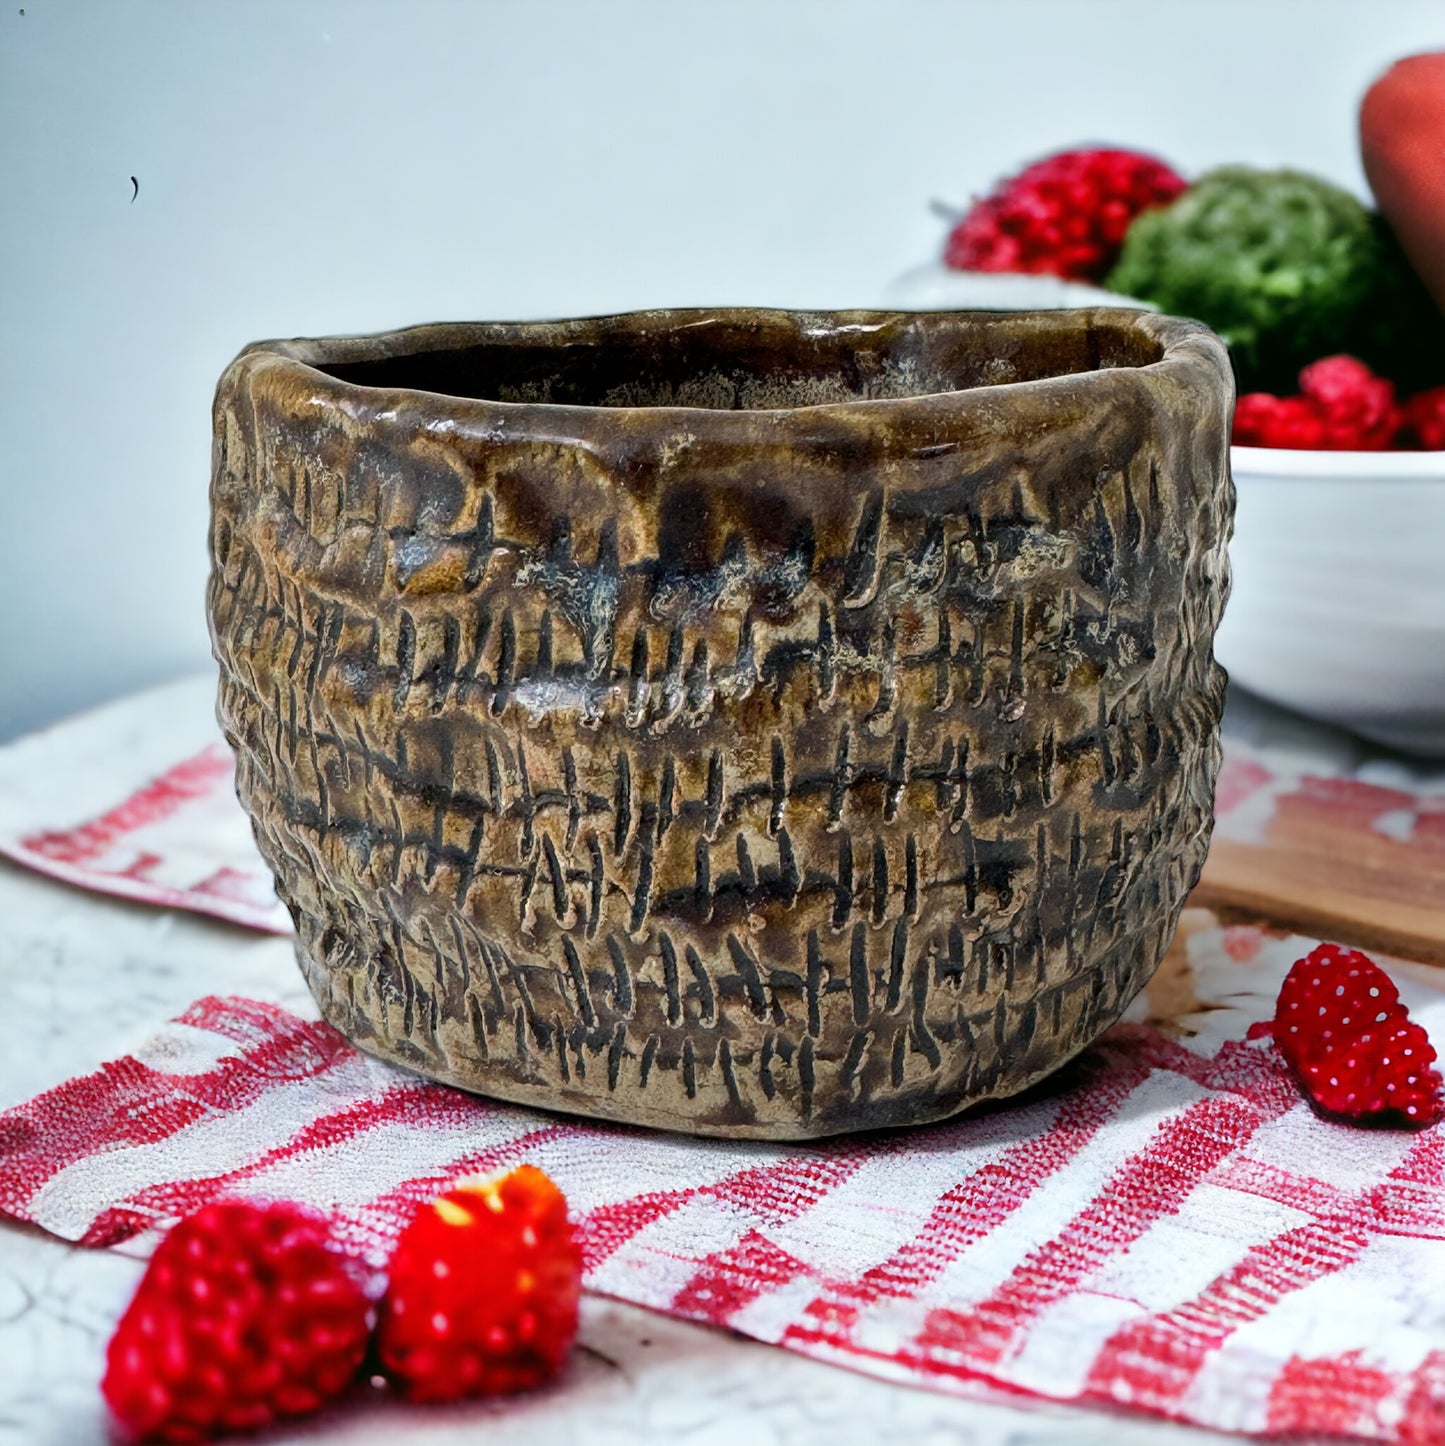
[901,117,1445,753]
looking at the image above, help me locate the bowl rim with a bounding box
[224,305,1224,426]
[1231,444,1445,478]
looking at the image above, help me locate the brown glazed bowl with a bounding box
[208,307,1232,1140]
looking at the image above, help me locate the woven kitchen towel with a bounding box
[0,677,291,934]
[4,679,1445,1439]
[2,921,1443,1443]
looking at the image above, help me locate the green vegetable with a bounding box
[1104,166,1445,392]
[1355,215,1445,394]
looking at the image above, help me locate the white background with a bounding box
[2,0,1441,741]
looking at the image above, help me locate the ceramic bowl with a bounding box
[1214,445,1445,756]
[208,306,1232,1139]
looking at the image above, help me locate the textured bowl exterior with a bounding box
[1216,446,1445,757]
[208,307,1233,1139]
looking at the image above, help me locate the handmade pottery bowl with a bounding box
[208,307,1233,1140]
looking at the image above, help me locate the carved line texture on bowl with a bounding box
[207,308,1234,1140]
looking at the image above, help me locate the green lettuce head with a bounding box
[1105,166,1444,393]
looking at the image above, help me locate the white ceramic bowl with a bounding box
[1216,446,1445,756]
[882,262,1153,314]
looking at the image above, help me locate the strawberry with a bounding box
[1298,355,1402,449]
[1232,392,1328,450]
[1231,356,1409,450]
[375,1165,582,1402]
[1401,384,1445,450]
[1256,943,1443,1127]
[944,147,1186,282]
[102,1201,370,1442]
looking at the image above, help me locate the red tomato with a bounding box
[1361,52,1445,312]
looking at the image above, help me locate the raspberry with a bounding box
[376,1165,582,1402]
[944,148,1186,282]
[1232,392,1328,449]
[102,1201,370,1442]
[1255,943,1443,1127]
[1231,356,1411,449]
[1298,355,1402,449]
[1401,385,1445,449]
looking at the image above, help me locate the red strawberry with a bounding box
[1232,357,1410,450]
[1258,943,1443,1127]
[1401,385,1445,450]
[1232,392,1328,450]
[376,1165,582,1402]
[1298,355,1402,450]
[102,1201,370,1443]
[944,147,1186,282]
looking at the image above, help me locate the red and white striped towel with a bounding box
[2,922,1443,1443]
[0,678,291,934]
[4,678,1445,1441]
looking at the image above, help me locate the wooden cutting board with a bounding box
[1190,752,1445,966]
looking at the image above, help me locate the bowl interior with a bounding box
[314,310,1167,411]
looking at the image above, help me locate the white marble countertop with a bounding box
[4,684,1416,1445]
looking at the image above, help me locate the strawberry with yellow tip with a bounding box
[375,1165,582,1401]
